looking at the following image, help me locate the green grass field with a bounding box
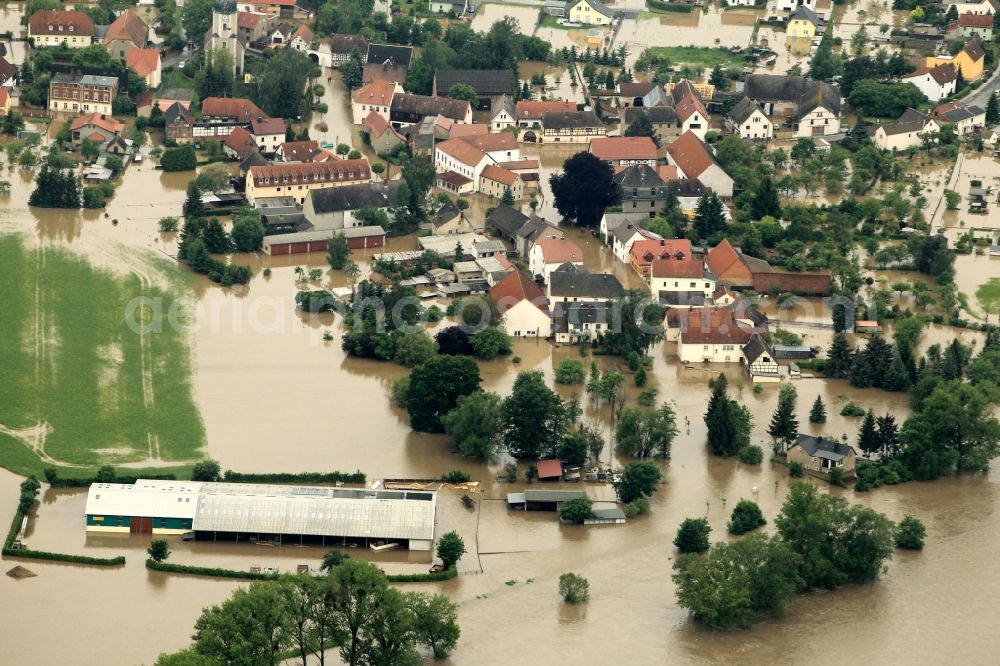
[643,46,746,70]
[0,235,205,478]
[976,278,1000,314]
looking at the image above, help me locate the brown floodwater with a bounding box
[4,54,1000,664]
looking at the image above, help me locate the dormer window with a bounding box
[69,25,74,32]
[58,25,63,31]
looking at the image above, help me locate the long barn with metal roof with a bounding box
[85,480,437,550]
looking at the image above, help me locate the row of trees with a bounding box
[176,185,258,286]
[28,156,81,208]
[673,482,907,629]
[154,560,460,665]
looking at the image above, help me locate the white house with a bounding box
[650,258,716,299]
[612,224,662,264]
[666,131,735,198]
[948,0,995,15]
[599,211,649,245]
[672,81,711,141]
[490,95,515,131]
[901,63,958,102]
[796,81,842,138]
[433,133,520,189]
[490,271,551,338]
[743,334,780,382]
[777,0,818,12]
[351,79,401,125]
[528,236,585,282]
[675,307,755,364]
[727,97,771,140]
[872,108,940,151]
[552,301,610,343]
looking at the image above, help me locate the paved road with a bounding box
[963,65,1000,109]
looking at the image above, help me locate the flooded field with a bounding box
[2,49,1000,664]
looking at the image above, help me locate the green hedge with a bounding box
[222,470,367,485]
[386,566,457,582]
[146,558,457,582]
[2,509,126,566]
[647,0,694,12]
[48,473,178,488]
[146,558,280,580]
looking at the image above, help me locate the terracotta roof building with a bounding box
[490,271,551,337]
[28,10,94,47]
[104,11,148,58]
[223,126,258,160]
[126,48,161,88]
[589,136,658,166]
[201,97,267,123]
[666,131,734,198]
[246,159,371,205]
[514,100,577,127]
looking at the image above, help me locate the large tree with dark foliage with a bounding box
[694,191,727,241]
[751,176,781,220]
[549,151,619,228]
[704,374,753,457]
[624,113,659,147]
[599,290,666,357]
[907,234,954,284]
[501,370,566,459]
[847,80,926,119]
[405,355,482,432]
[29,159,80,208]
[249,48,314,118]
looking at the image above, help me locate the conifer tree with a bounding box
[857,409,880,457]
[876,413,899,458]
[768,383,799,454]
[501,186,515,206]
[809,395,826,424]
[824,333,854,379]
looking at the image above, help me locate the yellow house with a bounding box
[787,6,818,39]
[569,0,614,26]
[926,37,985,81]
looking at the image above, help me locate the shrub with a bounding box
[554,358,585,384]
[788,461,804,477]
[191,459,221,482]
[390,376,410,408]
[623,497,649,518]
[637,388,658,407]
[436,531,466,568]
[558,497,594,524]
[320,550,350,571]
[752,383,763,394]
[895,515,926,550]
[160,146,197,171]
[738,444,764,465]
[840,401,866,417]
[728,499,766,535]
[441,470,471,484]
[853,460,881,492]
[158,216,180,232]
[147,539,170,562]
[827,466,846,487]
[674,517,711,554]
[558,572,590,603]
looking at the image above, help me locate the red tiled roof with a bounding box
[126,48,160,77]
[667,130,716,179]
[590,136,657,162]
[959,12,993,28]
[904,63,956,86]
[650,258,704,278]
[352,79,398,106]
[104,11,147,47]
[706,239,749,279]
[673,88,709,124]
[480,165,520,186]
[533,237,583,264]
[515,100,576,120]
[362,109,402,139]
[657,164,679,181]
[498,159,539,170]
[249,159,371,186]
[0,89,10,107]
[202,97,267,122]
[678,307,755,345]
[28,10,94,37]
[70,112,124,134]
[630,238,693,265]
[224,126,255,151]
[238,12,262,29]
[291,24,313,42]
[489,271,549,314]
[536,459,562,479]
[251,116,286,136]
[279,140,321,161]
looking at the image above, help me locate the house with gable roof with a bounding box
[796,81,842,137]
[902,63,958,102]
[529,236,585,282]
[104,11,149,59]
[788,434,857,475]
[705,238,773,288]
[727,97,771,140]
[490,271,551,338]
[666,131,734,197]
[925,36,986,81]
[568,0,615,25]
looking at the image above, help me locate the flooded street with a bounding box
[2,40,1000,665]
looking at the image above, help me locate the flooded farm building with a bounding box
[85,480,437,550]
